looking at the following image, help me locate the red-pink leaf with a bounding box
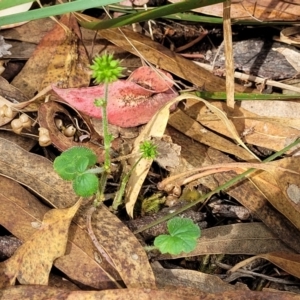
[52,66,178,127]
[127,66,174,93]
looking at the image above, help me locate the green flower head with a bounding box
[140,140,158,159]
[90,53,125,84]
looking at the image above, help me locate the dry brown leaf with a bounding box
[12,14,90,98]
[90,205,156,289]
[1,285,299,299]
[153,266,238,293]
[169,108,258,161]
[170,0,300,21]
[0,197,82,288]
[1,18,55,44]
[39,26,90,90]
[0,76,29,103]
[223,0,235,108]
[0,137,78,207]
[251,157,300,232]
[172,95,259,160]
[157,223,294,260]
[184,99,300,154]
[229,252,300,280]
[158,160,298,192]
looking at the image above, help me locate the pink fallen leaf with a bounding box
[127,66,174,93]
[52,66,177,127]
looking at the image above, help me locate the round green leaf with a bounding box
[168,217,201,239]
[154,217,201,255]
[53,147,97,180]
[73,173,99,197]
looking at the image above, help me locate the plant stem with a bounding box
[133,138,300,234]
[85,167,104,174]
[95,82,112,206]
[102,82,111,171]
[111,156,143,211]
[144,245,158,252]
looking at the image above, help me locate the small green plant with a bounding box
[53,147,102,197]
[90,53,124,173]
[53,53,161,209]
[150,217,201,255]
[53,140,158,201]
[53,53,124,203]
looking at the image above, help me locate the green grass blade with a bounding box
[106,4,300,25]
[106,5,224,24]
[195,91,300,100]
[0,0,34,10]
[80,0,225,30]
[0,0,121,27]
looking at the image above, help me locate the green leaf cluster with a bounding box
[154,217,201,255]
[53,147,99,197]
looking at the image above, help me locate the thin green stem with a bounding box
[111,156,143,211]
[133,138,300,234]
[102,83,111,171]
[85,166,104,174]
[144,245,158,252]
[95,82,112,206]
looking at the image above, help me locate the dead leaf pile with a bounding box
[0,6,300,299]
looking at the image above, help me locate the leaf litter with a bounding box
[1,5,300,299]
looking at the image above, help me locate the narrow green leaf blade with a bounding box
[80,0,225,30]
[0,0,122,27]
[0,0,34,11]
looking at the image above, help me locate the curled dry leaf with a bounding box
[52,66,178,127]
[38,101,121,161]
[279,27,300,45]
